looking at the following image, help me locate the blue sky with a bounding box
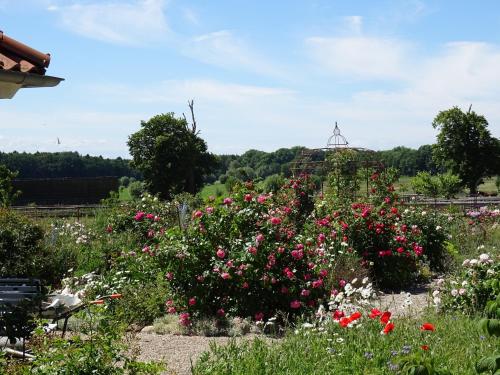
[1,0,500,158]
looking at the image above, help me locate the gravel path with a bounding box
[136,286,431,375]
[137,333,270,375]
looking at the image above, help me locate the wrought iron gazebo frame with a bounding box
[290,122,384,197]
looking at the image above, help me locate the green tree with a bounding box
[0,165,21,207]
[432,106,500,194]
[128,112,216,199]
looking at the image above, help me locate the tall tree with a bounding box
[432,106,500,194]
[128,111,216,199]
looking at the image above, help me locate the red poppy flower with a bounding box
[421,345,429,351]
[349,311,362,321]
[382,322,395,334]
[369,308,382,319]
[380,311,391,324]
[420,323,435,331]
[332,310,345,321]
[339,317,351,327]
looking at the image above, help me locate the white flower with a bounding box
[462,259,470,267]
[479,253,490,262]
[433,296,441,305]
[362,277,369,285]
[302,323,314,329]
[461,280,468,287]
[487,269,495,276]
[436,226,442,230]
[459,288,466,296]
[436,278,445,287]
[351,278,358,285]
[451,289,458,297]
[341,242,348,247]
[421,211,427,216]
[470,259,478,266]
[432,290,440,297]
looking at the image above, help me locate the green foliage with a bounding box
[128,180,145,200]
[411,172,462,199]
[0,164,21,207]
[28,305,164,374]
[432,106,500,194]
[476,294,500,374]
[433,253,499,315]
[411,172,442,198]
[263,174,285,193]
[0,151,139,179]
[0,209,48,279]
[437,172,462,198]
[128,113,216,199]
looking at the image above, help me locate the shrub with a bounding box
[128,180,145,200]
[158,176,323,322]
[433,252,499,315]
[0,209,51,280]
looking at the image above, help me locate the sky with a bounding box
[1,0,500,158]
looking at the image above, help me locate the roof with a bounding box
[0,31,63,98]
[0,31,51,74]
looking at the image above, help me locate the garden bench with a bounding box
[0,278,43,357]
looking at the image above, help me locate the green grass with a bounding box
[395,175,499,195]
[118,186,132,201]
[477,176,499,194]
[193,312,497,374]
[200,182,227,200]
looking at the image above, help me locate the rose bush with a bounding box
[157,176,329,322]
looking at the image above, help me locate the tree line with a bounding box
[0,151,141,179]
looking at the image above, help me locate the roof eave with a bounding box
[0,69,64,98]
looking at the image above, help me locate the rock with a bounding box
[141,325,155,333]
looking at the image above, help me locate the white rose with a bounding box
[451,289,458,296]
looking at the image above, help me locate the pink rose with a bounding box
[290,300,301,309]
[216,308,225,317]
[257,195,267,204]
[221,272,230,280]
[188,298,196,306]
[223,197,233,205]
[193,210,203,218]
[244,194,252,202]
[270,217,282,225]
[216,248,226,258]
[206,206,214,214]
[134,211,145,221]
[255,312,264,321]
[248,246,257,255]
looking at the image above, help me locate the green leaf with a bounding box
[476,355,500,373]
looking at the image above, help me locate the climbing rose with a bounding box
[188,298,196,306]
[223,197,233,205]
[290,300,301,309]
[134,211,145,221]
[193,210,203,218]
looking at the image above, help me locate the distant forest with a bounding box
[0,145,440,181]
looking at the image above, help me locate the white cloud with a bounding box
[306,35,411,80]
[344,16,363,35]
[52,0,169,46]
[183,30,284,77]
